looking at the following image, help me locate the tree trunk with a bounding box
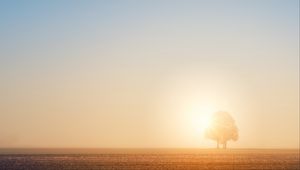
[223,141,227,149]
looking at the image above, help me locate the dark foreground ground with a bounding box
[0,149,299,170]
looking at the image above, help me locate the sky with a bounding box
[0,0,299,148]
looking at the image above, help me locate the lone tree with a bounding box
[205,111,238,149]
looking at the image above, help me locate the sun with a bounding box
[188,104,215,134]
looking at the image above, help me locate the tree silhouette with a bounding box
[205,111,238,149]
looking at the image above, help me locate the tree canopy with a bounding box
[205,111,238,149]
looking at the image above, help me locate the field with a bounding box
[0,149,299,170]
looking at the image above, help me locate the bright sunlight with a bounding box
[187,104,216,135]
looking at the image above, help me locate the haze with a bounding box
[0,0,299,148]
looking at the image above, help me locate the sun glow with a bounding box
[187,104,216,135]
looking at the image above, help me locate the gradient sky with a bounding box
[0,0,299,148]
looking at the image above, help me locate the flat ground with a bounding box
[0,149,299,170]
